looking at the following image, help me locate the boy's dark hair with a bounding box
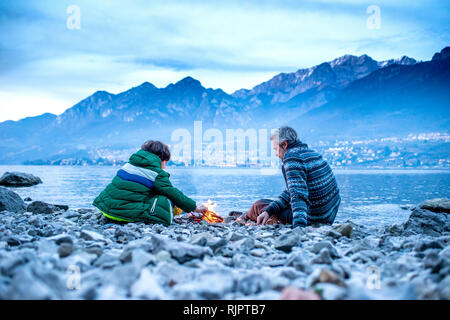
[141,140,171,162]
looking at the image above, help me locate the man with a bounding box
[239,126,341,228]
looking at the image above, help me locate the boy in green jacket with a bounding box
[93,140,206,225]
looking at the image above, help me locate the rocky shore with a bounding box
[0,186,449,300]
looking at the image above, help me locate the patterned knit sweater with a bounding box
[265,140,341,227]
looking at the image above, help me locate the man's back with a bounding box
[282,141,341,225]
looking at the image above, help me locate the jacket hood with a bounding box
[129,150,163,170]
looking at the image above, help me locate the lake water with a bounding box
[1,166,449,227]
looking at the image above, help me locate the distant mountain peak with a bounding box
[137,81,157,89]
[120,81,157,97]
[172,76,203,88]
[377,55,417,68]
[92,90,113,97]
[398,55,417,65]
[329,53,376,68]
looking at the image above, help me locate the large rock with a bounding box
[0,186,26,213]
[402,206,449,236]
[419,198,450,214]
[0,172,42,187]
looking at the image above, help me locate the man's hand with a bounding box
[257,211,270,225]
[236,213,247,224]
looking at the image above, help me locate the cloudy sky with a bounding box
[0,0,449,122]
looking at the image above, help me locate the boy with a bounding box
[93,140,206,225]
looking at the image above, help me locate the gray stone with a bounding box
[119,249,132,263]
[274,234,299,252]
[414,239,444,252]
[335,223,353,238]
[154,251,175,264]
[61,210,80,219]
[54,204,69,211]
[0,253,29,277]
[311,241,339,258]
[80,229,106,242]
[28,216,44,228]
[0,172,42,187]
[94,253,120,268]
[5,264,65,299]
[284,252,311,274]
[438,275,450,299]
[311,248,333,265]
[27,201,56,214]
[151,234,212,264]
[277,267,305,280]
[236,273,271,295]
[314,283,347,300]
[229,232,246,241]
[388,224,403,236]
[308,267,345,288]
[47,234,73,245]
[232,253,254,269]
[5,236,21,246]
[232,237,255,252]
[439,246,450,260]
[326,229,342,238]
[130,268,167,299]
[424,251,445,273]
[190,234,209,246]
[0,187,26,213]
[84,244,103,257]
[130,248,155,268]
[58,243,74,258]
[207,238,228,252]
[250,248,266,257]
[109,264,141,289]
[173,271,234,299]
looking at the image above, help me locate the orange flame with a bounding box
[200,199,224,223]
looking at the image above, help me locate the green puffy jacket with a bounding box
[93,150,196,225]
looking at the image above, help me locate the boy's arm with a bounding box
[153,172,197,213]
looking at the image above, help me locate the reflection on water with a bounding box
[1,166,449,227]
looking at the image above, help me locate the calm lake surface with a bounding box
[1,166,449,227]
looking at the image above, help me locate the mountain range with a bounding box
[0,47,448,164]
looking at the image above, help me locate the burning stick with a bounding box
[191,199,224,223]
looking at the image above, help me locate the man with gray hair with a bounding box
[238,126,341,227]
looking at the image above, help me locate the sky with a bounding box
[0,0,449,122]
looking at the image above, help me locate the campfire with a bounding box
[193,199,224,223]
